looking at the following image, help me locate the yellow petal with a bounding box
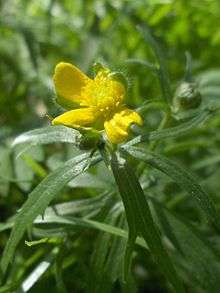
[53,62,91,108]
[104,120,128,144]
[104,108,143,144]
[52,107,96,128]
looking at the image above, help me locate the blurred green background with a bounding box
[1,0,220,133]
[1,0,220,292]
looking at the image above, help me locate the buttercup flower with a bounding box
[52,62,143,144]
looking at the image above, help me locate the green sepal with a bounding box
[93,62,108,75]
[108,71,128,90]
[76,127,102,150]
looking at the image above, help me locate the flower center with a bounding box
[80,70,125,120]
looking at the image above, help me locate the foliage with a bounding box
[1,0,220,292]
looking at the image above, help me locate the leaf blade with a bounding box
[125,110,210,147]
[151,198,220,292]
[125,147,220,229]
[0,153,100,274]
[12,126,81,158]
[137,25,172,103]
[110,153,184,292]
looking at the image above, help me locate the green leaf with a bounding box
[152,199,220,292]
[197,69,220,88]
[54,246,68,293]
[109,154,138,284]
[102,215,126,285]
[153,201,183,255]
[0,146,12,197]
[68,172,108,189]
[125,110,210,147]
[20,26,39,70]
[192,154,220,170]
[33,214,147,250]
[44,191,112,217]
[0,153,101,274]
[20,248,59,292]
[184,51,193,82]
[89,207,126,293]
[13,145,44,192]
[110,152,184,292]
[125,58,157,73]
[0,222,14,233]
[12,126,81,158]
[21,154,47,178]
[0,192,113,234]
[137,25,172,103]
[124,147,220,229]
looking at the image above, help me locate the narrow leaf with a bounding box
[34,214,147,250]
[20,248,58,292]
[110,153,184,292]
[109,154,138,283]
[125,58,157,73]
[152,199,220,292]
[124,147,220,229]
[12,126,81,158]
[184,51,193,82]
[125,110,210,147]
[137,25,172,103]
[89,207,125,292]
[0,146,12,197]
[0,153,101,274]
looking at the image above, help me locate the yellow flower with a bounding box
[52,62,143,144]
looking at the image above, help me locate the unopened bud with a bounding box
[173,82,201,112]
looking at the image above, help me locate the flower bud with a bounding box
[173,82,202,112]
